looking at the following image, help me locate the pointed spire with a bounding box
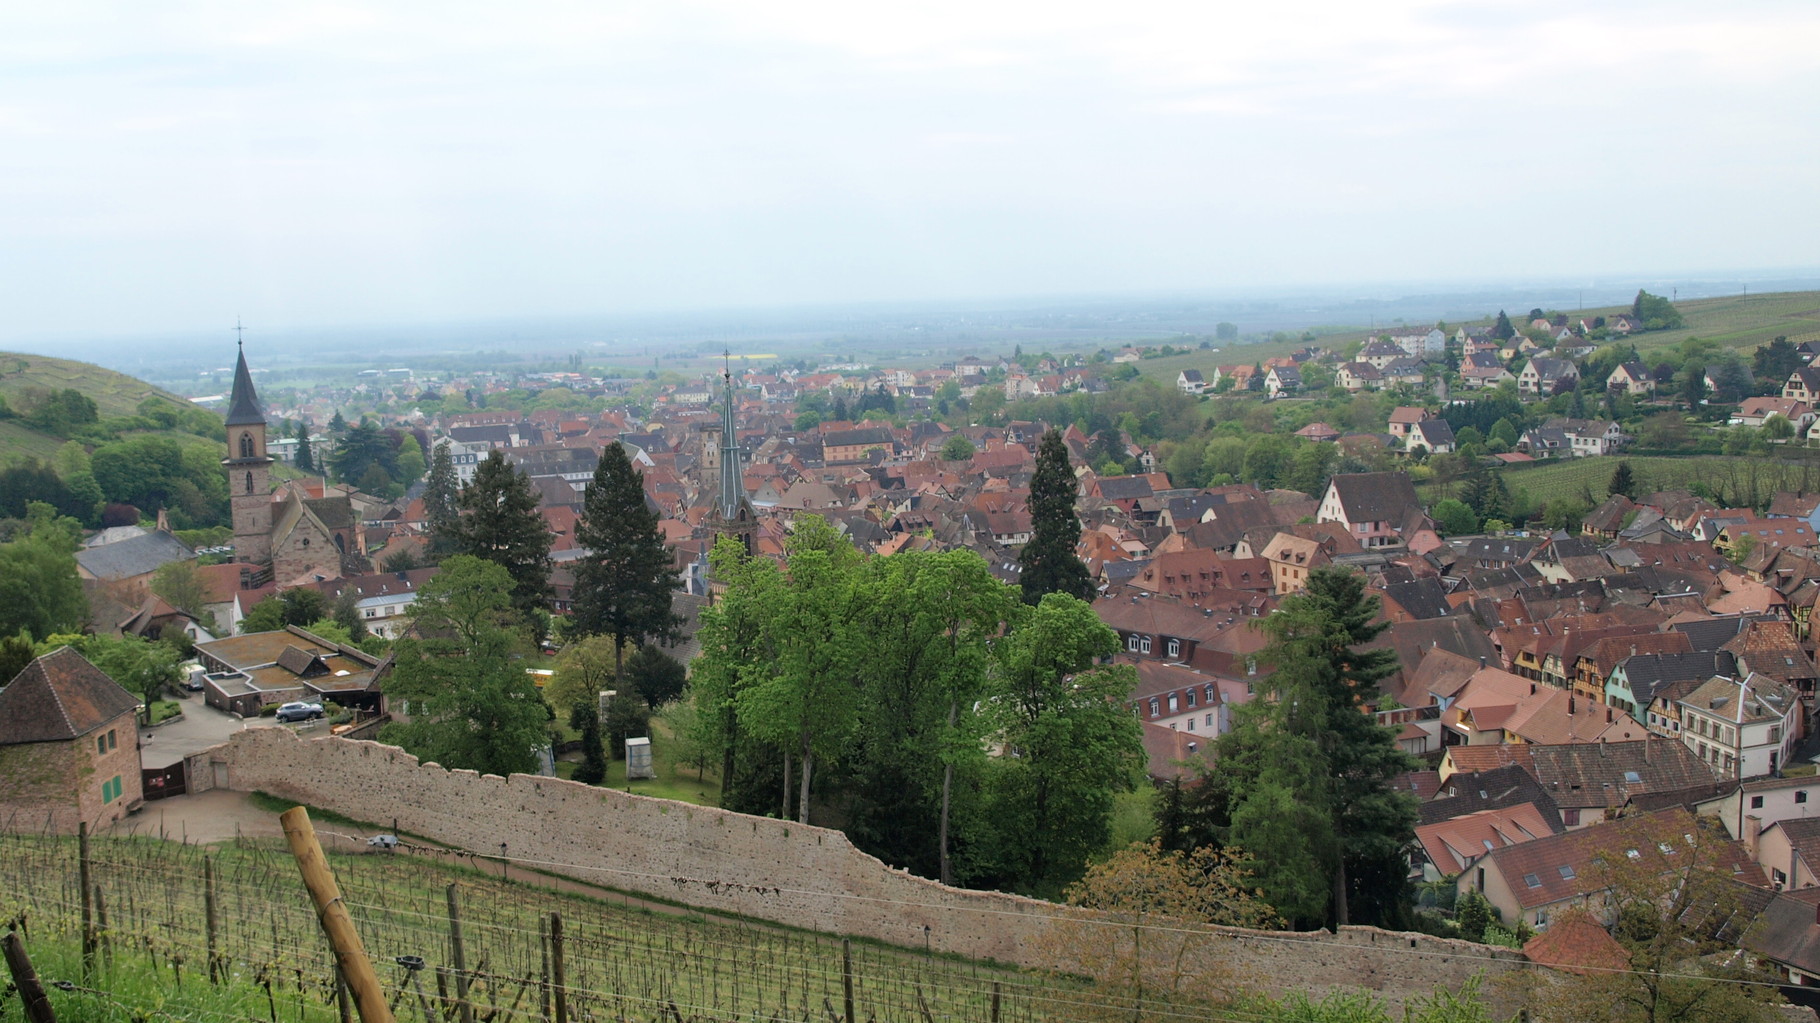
[225,330,266,427]
[718,350,744,518]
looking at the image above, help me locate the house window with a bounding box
[1771,726,1782,743]
[1186,689,1197,708]
[97,734,107,755]
[1186,719,1194,732]
[1167,639,1180,659]
[240,433,254,458]
[1751,796,1765,810]
[1140,637,1152,655]
[1127,634,1139,652]
[1167,694,1179,714]
[1799,791,1809,804]
[101,776,122,804]
[1205,713,1214,727]
[1148,698,1160,717]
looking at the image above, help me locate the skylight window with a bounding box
[1623,771,1642,784]
[1524,873,1542,888]
[1558,865,1576,880]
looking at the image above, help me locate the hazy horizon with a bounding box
[4,2,1816,347]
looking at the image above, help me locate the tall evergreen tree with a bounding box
[423,441,460,559]
[570,442,681,675]
[1491,310,1515,340]
[1019,429,1093,605]
[294,420,315,474]
[1203,567,1418,929]
[436,449,553,633]
[1609,460,1636,499]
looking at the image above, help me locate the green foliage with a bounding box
[0,524,86,641]
[569,701,608,783]
[1632,289,1685,330]
[569,441,680,672]
[41,632,182,717]
[1608,460,1636,498]
[602,688,652,759]
[940,433,977,461]
[1453,889,1492,943]
[622,643,687,708]
[1430,498,1477,536]
[150,558,207,617]
[983,594,1143,895]
[436,449,553,634]
[1019,429,1093,605]
[381,555,547,777]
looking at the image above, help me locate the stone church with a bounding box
[223,345,369,588]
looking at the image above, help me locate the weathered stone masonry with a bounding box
[193,729,1523,1010]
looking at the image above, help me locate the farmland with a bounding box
[0,824,1103,1023]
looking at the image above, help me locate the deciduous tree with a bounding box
[380,556,547,778]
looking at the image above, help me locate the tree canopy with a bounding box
[569,442,680,673]
[435,449,553,633]
[1019,429,1093,605]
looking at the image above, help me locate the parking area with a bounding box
[139,697,294,770]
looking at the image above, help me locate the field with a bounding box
[1421,453,1820,510]
[0,825,1112,1023]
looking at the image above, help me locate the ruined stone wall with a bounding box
[207,729,1523,1011]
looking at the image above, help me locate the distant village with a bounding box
[21,303,1820,990]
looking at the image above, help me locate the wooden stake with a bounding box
[205,853,221,984]
[549,913,566,1023]
[2,931,56,1023]
[990,982,1000,1023]
[92,886,111,967]
[841,939,854,1023]
[78,821,94,978]
[446,885,474,1023]
[280,807,394,1023]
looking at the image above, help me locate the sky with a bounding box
[2,1,1816,345]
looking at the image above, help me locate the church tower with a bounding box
[707,356,756,559]
[222,339,274,566]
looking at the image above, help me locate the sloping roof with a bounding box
[73,530,195,582]
[1522,911,1630,976]
[1528,739,1719,811]
[1482,808,1755,911]
[1423,764,1562,827]
[1744,887,1820,976]
[1327,472,1420,525]
[225,344,267,427]
[276,646,330,678]
[0,648,142,744]
[1417,802,1558,874]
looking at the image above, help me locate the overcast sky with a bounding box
[3,1,1816,344]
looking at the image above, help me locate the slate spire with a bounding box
[225,335,266,427]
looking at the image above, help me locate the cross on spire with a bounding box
[235,317,245,350]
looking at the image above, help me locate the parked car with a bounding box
[275,701,325,723]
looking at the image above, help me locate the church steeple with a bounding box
[708,351,756,559]
[222,329,274,566]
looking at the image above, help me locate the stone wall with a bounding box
[205,729,1524,1011]
[0,712,141,834]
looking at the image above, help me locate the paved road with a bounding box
[138,696,299,770]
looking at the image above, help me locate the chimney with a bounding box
[1480,657,1488,668]
[1530,682,1536,696]
[1569,694,1577,714]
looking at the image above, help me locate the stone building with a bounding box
[0,648,144,833]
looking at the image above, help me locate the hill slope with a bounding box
[0,351,200,462]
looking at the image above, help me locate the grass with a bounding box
[554,711,723,806]
[0,351,192,420]
[1428,453,1820,510]
[148,700,182,724]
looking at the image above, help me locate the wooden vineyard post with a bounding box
[549,913,567,1023]
[2,931,57,1023]
[281,807,394,1023]
[446,885,474,1023]
[78,821,94,978]
[205,853,221,984]
[841,939,855,1023]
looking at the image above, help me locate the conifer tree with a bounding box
[423,441,460,559]
[1609,460,1636,499]
[294,420,315,474]
[1492,310,1515,340]
[570,442,681,675]
[1019,429,1093,605]
[436,449,553,632]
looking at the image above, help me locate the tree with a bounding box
[1608,461,1636,498]
[150,559,207,618]
[1048,839,1281,1011]
[545,635,621,721]
[602,689,652,759]
[1215,322,1238,341]
[569,702,607,784]
[1018,429,1093,605]
[1708,358,1753,404]
[569,442,680,674]
[423,441,460,558]
[1631,290,1685,330]
[1210,568,1418,929]
[984,594,1144,895]
[437,450,553,633]
[379,556,548,777]
[1751,335,1800,391]
[1431,498,1478,536]
[1522,812,1779,1023]
[332,584,368,642]
[1678,365,1708,408]
[293,421,315,474]
[329,419,397,486]
[51,633,182,724]
[1638,412,1691,450]
[0,528,86,642]
[1762,414,1795,441]
[940,434,976,461]
[1491,311,1515,340]
[622,644,687,708]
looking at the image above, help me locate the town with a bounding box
[4,289,1820,1018]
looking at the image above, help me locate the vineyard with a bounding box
[0,826,1126,1023]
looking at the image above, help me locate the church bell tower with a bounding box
[222,335,274,565]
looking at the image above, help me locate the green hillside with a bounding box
[0,351,194,419]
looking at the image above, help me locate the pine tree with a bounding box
[436,449,553,632]
[1210,567,1418,929]
[423,441,460,559]
[294,421,315,474]
[570,442,681,674]
[1492,310,1515,340]
[1019,429,1093,605]
[1609,460,1636,499]
[570,702,607,784]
